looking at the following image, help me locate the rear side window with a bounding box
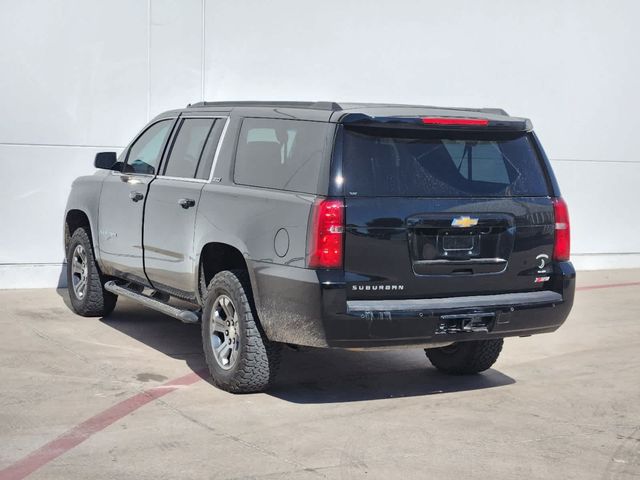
[234,118,330,194]
[195,120,225,180]
[342,126,549,197]
[163,118,220,179]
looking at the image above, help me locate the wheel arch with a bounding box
[198,242,261,309]
[65,209,94,254]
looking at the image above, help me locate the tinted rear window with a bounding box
[342,126,549,197]
[234,118,331,194]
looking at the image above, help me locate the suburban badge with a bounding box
[351,284,405,291]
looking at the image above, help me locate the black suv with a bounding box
[64,101,575,393]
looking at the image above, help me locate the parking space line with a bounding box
[0,371,205,480]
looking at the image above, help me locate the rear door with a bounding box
[143,116,227,294]
[340,123,555,300]
[98,118,174,284]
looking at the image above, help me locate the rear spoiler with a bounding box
[338,113,533,132]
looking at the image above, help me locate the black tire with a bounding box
[201,270,281,393]
[425,339,504,375]
[66,227,117,317]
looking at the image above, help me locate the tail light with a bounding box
[307,198,344,269]
[552,198,570,261]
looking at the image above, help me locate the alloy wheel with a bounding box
[71,244,88,299]
[209,294,240,369]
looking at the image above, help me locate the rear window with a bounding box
[234,118,331,194]
[163,118,215,179]
[342,126,549,197]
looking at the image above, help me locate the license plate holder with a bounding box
[442,234,475,252]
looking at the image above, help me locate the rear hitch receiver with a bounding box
[436,312,495,335]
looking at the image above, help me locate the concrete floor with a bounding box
[0,270,639,480]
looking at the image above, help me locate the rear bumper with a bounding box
[330,292,572,348]
[252,261,575,349]
[347,290,563,313]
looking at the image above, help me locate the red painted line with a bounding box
[0,371,204,480]
[576,281,640,291]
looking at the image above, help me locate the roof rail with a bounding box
[186,101,342,111]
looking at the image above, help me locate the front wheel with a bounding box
[201,270,281,393]
[425,339,504,375]
[66,227,117,317]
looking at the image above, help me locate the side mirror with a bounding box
[94,151,118,170]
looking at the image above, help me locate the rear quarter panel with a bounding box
[192,115,336,346]
[195,184,327,345]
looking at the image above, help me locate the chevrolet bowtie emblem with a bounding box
[451,216,479,228]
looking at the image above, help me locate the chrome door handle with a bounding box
[178,198,196,209]
[129,191,144,202]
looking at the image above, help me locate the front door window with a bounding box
[125,120,172,175]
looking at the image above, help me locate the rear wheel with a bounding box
[201,270,281,393]
[425,339,503,374]
[66,228,117,317]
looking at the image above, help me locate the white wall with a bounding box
[1,0,639,288]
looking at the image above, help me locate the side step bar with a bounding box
[104,280,200,324]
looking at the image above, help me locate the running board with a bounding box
[104,280,200,324]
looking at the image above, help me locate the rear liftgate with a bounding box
[339,113,567,341]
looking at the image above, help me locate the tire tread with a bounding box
[201,270,281,393]
[67,228,117,317]
[425,339,503,375]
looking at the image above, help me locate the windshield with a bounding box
[342,126,550,197]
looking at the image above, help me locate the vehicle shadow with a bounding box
[56,289,208,371]
[61,293,515,404]
[56,286,74,311]
[270,349,515,404]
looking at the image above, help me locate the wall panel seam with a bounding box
[551,158,639,164]
[201,0,206,101]
[147,0,152,121]
[0,142,124,149]
[0,263,65,267]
